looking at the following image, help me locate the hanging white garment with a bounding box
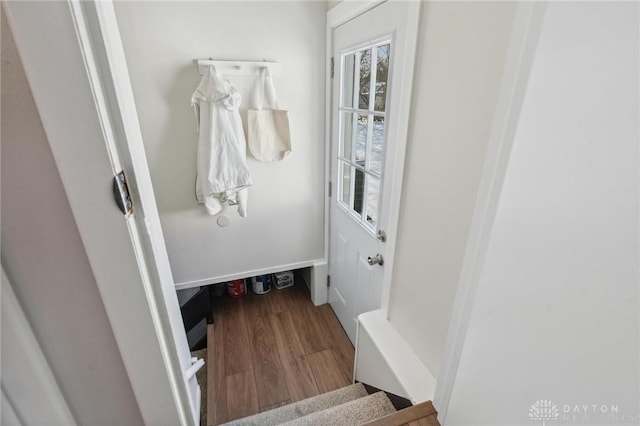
[192,65,252,217]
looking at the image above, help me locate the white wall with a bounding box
[2,270,77,425]
[446,2,639,424]
[387,1,517,376]
[0,11,144,425]
[113,1,326,286]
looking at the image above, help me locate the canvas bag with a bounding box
[247,67,291,162]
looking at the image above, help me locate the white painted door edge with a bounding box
[3,1,197,424]
[325,0,421,318]
[432,2,548,422]
[71,1,200,423]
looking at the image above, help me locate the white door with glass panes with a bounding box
[329,1,420,343]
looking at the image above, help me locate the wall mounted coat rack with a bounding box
[195,59,281,77]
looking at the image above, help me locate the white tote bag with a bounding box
[247,67,291,162]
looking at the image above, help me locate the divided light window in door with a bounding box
[337,41,391,234]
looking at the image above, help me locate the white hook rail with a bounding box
[195,59,281,77]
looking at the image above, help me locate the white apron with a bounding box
[191,66,252,217]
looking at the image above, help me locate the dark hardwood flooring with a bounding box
[208,279,355,425]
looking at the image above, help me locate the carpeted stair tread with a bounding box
[221,382,368,426]
[281,391,396,426]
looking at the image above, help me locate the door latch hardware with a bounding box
[367,253,384,266]
[377,230,387,242]
[113,171,133,217]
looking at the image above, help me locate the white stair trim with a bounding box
[355,310,437,404]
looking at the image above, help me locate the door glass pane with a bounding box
[358,49,371,110]
[355,114,368,164]
[342,53,356,108]
[336,39,391,232]
[341,162,351,206]
[353,168,365,215]
[371,116,385,175]
[341,112,354,160]
[366,174,380,228]
[374,44,390,112]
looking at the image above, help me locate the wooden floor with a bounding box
[363,401,441,426]
[207,279,355,425]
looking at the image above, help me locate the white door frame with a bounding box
[433,2,548,422]
[3,1,197,424]
[325,0,421,316]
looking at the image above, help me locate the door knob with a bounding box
[367,253,384,266]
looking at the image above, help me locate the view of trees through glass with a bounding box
[338,41,391,231]
[357,44,389,113]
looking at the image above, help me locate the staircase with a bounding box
[218,383,438,426]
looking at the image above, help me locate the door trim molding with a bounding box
[325,0,422,317]
[433,2,548,422]
[327,1,385,29]
[76,2,200,423]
